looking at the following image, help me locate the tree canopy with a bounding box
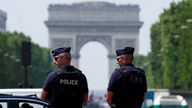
[148,0,192,90]
[0,32,53,88]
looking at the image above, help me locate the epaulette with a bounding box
[136,68,145,73]
[54,68,62,74]
[117,67,127,73]
[74,68,82,73]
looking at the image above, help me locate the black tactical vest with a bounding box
[50,69,83,108]
[112,67,146,108]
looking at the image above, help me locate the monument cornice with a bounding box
[49,2,140,11]
[45,21,143,28]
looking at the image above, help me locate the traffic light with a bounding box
[21,41,31,66]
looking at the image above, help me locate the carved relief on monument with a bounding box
[115,38,136,49]
[46,2,142,74]
[51,38,72,49]
[76,35,111,53]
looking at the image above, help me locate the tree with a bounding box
[149,0,192,90]
[0,32,53,88]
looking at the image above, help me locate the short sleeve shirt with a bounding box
[107,64,147,92]
[43,65,89,100]
[107,64,147,108]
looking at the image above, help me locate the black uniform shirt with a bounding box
[107,64,147,108]
[43,65,89,101]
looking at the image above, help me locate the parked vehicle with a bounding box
[153,95,187,108]
[0,94,49,108]
[0,88,42,98]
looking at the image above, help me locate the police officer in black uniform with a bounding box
[41,47,89,108]
[107,47,147,108]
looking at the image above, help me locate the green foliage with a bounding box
[0,32,53,88]
[149,0,192,90]
[134,55,155,88]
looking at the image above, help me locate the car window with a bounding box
[19,102,48,108]
[0,102,8,108]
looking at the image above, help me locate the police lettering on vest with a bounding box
[60,79,78,85]
[120,67,144,84]
[130,76,143,83]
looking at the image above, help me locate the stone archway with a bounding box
[45,2,143,76]
[75,35,113,76]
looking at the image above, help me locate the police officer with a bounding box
[107,47,147,108]
[40,47,89,108]
[21,103,33,108]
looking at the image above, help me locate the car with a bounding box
[0,94,49,108]
[153,95,188,108]
[0,88,42,98]
[98,102,110,108]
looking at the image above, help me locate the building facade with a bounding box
[0,9,7,32]
[45,2,143,76]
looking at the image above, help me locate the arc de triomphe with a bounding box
[45,2,143,76]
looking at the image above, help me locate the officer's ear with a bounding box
[63,53,71,59]
[129,55,134,62]
[126,54,133,62]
